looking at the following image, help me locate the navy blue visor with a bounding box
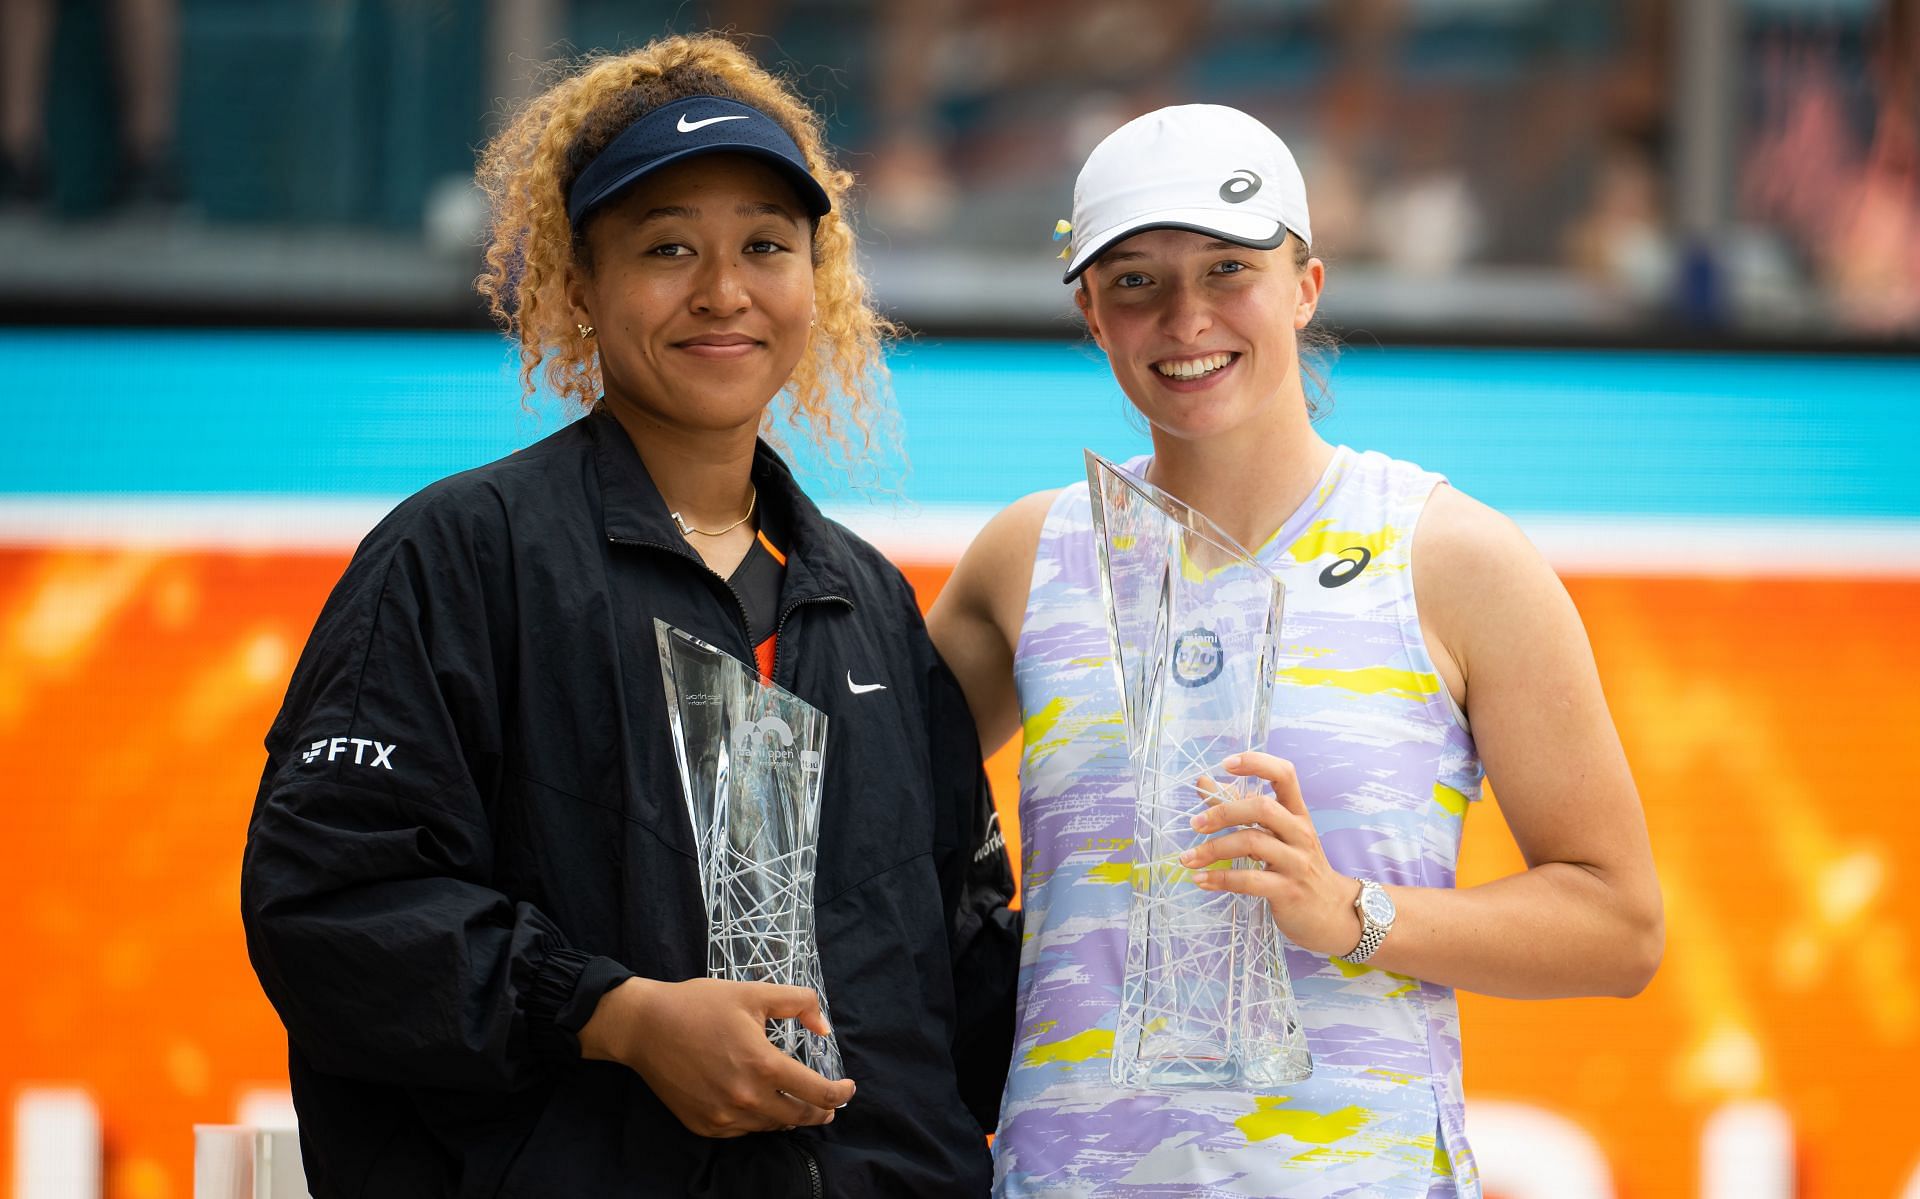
[566,95,832,230]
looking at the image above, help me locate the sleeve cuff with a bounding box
[528,947,636,1058]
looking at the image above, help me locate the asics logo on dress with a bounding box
[1319,546,1372,588]
[301,736,396,769]
[678,113,750,133]
[847,671,887,695]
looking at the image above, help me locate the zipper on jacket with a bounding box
[608,534,851,687]
[608,535,761,661]
[767,593,852,688]
[796,1142,824,1199]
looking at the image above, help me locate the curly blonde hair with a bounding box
[475,34,896,463]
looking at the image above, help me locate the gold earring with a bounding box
[577,323,595,338]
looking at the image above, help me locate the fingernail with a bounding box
[1224,754,1243,770]
[1190,814,1206,830]
[1191,870,1212,884]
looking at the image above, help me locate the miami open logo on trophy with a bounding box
[1085,450,1312,1090]
[655,619,842,1081]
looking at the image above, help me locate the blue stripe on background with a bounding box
[4,330,1915,518]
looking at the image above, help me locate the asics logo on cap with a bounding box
[677,112,749,133]
[1219,169,1261,203]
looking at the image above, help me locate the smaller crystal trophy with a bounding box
[1087,450,1312,1091]
[655,619,842,1081]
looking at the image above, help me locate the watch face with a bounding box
[1363,887,1395,923]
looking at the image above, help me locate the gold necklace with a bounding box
[671,485,757,538]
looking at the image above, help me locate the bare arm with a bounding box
[1188,485,1664,1000]
[926,490,1056,758]
[1384,485,1664,996]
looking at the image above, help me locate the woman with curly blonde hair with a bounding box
[243,34,1018,1198]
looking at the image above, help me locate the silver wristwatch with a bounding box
[1337,879,1396,965]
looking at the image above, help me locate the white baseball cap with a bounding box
[1061,104,1312,283]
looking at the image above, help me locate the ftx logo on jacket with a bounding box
[301,736,397,770]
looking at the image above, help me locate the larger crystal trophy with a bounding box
[1086,451,1312,1091]
[655,619,843,1081]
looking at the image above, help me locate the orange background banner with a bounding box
[4,547,1917,1197]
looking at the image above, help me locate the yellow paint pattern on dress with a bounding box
[1284,520,1401,565]
[1234,1096,1372,1145]
[1080,838,1218,887]
[1288,1146,1368,1166]
[1102,857,1224,888]
[1173,530,1248,584]
[1433,781,1470,816]
[1275,665,1439,701]
[1333,958,1419,992]
[1023,697,1071,748]
[1023,1029,1114,1066]
[1022,697,1122,764]
[1364,1067,1422,1086]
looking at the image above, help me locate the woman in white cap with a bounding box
[930,104,1663,1197]
[242,35,1017,1197]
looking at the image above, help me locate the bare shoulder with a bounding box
[1413,482,1585,700]
[1413,483,1550,586]
[937,488,1061,636]
[970,489,1060,575]
[928,488,1062,755]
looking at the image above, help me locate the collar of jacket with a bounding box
[582,405,855,605]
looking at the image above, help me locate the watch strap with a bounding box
[1337,880,1390,965]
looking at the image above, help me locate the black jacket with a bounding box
[241,408,1019,1197]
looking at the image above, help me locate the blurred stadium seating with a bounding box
[1,0,1915,340]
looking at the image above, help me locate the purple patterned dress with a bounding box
[994,449,1483,1198]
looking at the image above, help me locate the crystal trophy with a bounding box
[655,619,843,1081]
[1086,450,1312,1090]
